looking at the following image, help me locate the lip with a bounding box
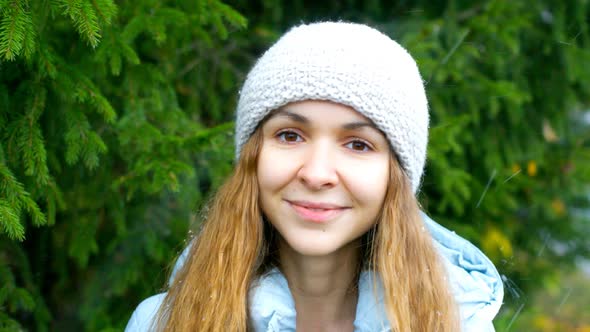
[286,200,349,223]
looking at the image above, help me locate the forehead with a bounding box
[265,100,376,126]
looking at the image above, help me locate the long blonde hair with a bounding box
[154,127,459,331]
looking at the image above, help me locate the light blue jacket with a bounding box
[125,213,504,331]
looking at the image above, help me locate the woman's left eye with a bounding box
[345,140,372,152]
[276,130,303,143]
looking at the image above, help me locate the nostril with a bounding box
[297,165,338,190]
[295,144,339,189]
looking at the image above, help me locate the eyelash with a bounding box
[345,139,373,152]
[276,129,304,143]
[275,129,374,152]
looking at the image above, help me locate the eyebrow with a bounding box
[270,109,309,124]
[342,121,379,131]
[269,109,380,132]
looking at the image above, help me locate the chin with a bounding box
[283,236,346,257]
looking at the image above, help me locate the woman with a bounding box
[126,22,504,331]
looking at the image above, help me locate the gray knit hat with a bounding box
[235,21,429,193]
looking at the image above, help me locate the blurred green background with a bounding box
[1,0,589,331]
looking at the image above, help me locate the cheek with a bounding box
[256,145,297,194]
[343,158,389,206]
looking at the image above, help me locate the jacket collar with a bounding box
[247,212,504,332]
[248,268,391,332]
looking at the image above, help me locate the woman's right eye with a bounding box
[276,130,303,143]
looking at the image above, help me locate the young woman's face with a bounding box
[257,100,390,257]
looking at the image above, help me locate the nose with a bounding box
[296,141,339,190]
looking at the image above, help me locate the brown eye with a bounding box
[277,131,303,143]
[345,140,371,151]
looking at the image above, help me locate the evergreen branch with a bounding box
[215,1,247,28]
[91,93,116,123]
[0,0,27,61]
[76,1,100,47]
[48,177,66,210]
[56,80,116,150]
[109,51,121,75]
[121,14,144,43]
[0,160,47,234]
[3,121,22,170]
[119,42,139,65]
[64,111,90,165]
[20,122,49,185]
[59,0,81,22]
[68,215,99,267]
[91,0,117,25]
[58,0,101,48]
[183,121,234,147]
[27,87,46,125]
[36,45,57,79]
[90,27,108,55]
[61,66,117,122]
[47,0,63,16]
[210,10,228,40]
[0,311,23,331]
[73,80,93,103]
[0,0,6,12]
[14,288,35,311]
[0,162,23,208]
[81,131,107,169]
[0,199,23,241]
[21,194,46,227]
[3,89,50,185]
[20,8,34,60]
[155,8,188,26]
[140,7,189,45]
[63,110,107,169]
[147,19,166,45]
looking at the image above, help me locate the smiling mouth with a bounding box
[285,200,349,223]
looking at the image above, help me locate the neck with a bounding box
[278,238,360,331]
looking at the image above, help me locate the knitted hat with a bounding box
[235,21,429,193]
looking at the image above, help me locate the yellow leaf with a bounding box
[527,160,538,176]
[551,198,566,216]
[482,226,513,260]
[533,314,555,330]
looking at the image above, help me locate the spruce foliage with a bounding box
[0,0,588,330]
[1,0,245,329]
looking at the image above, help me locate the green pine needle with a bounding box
[92,93,117,123]
[58,0,101,48]
[22,195,46,227]
[92,0,117,25]
[16,119,49,185]
[0,199,24,241]
[64,110,89,165]
[109,52,121,75]
[20,7,35,60]
[119,42,139,65]
[215,1,247,28]
[0,0,27,61]
[121,15,144,43]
